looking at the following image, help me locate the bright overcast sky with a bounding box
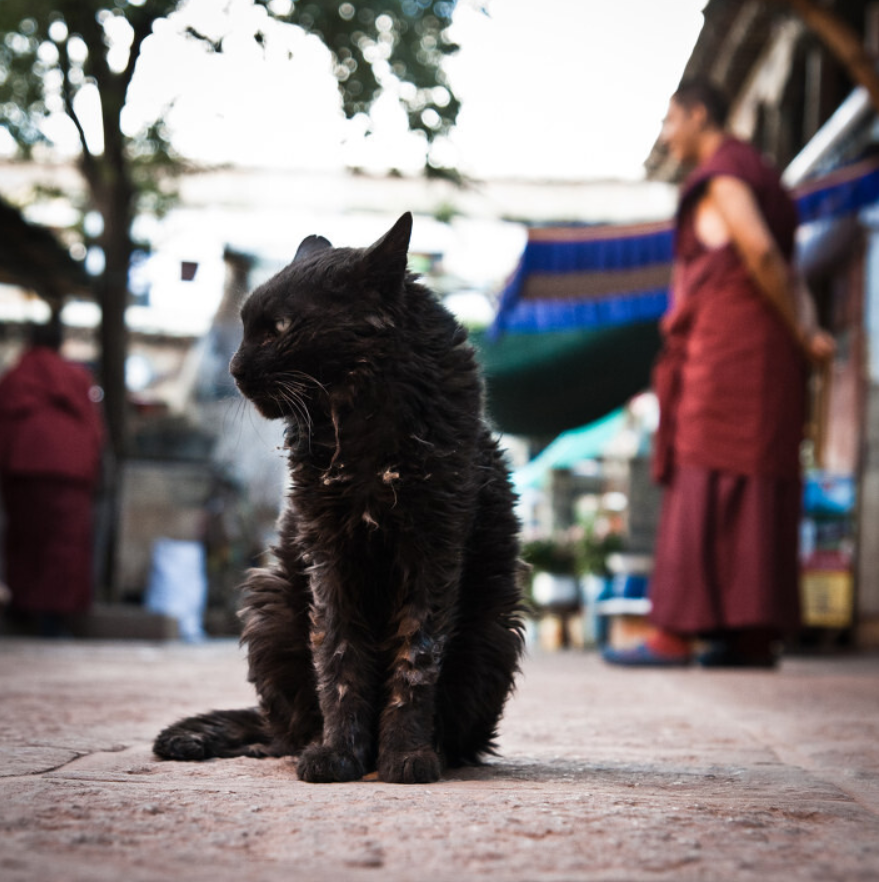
[439,0,706,180]
[117,0,706,182]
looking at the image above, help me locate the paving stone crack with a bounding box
[15,751,88,777]
[7,744,131,779]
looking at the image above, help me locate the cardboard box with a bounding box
[800,569,854,628]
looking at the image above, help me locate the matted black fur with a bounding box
[153,213,525,784]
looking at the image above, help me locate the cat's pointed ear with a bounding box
[364,212,412,292]
[294,234,332,263]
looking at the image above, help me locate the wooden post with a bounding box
[778,0,879,113]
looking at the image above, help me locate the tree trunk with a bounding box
[96,227,131,462]
[82,154,135,600]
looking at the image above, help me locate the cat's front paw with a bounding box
[296,745,365,783]
[153,727,208,761]
[378,747,442,784]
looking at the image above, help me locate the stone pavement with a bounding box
[1,638,878,882]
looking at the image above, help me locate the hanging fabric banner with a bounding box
[491,156,879,336]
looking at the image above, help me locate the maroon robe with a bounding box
[649,138,806,636]
[0,347,105,616]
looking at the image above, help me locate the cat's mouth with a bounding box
[228,370,280,417]
[236,384,287,421]
[249,396,286,420]
[234,376,319,425]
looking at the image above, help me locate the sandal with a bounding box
[602,642,691,667]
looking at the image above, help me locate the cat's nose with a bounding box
[229,354,243,382]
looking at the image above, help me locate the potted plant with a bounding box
[522,537,581,607]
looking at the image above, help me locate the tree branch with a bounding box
[55,35,96,173]
[121,14,156,93]
[183,25,224,53]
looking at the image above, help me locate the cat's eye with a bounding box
[275,317,292,335]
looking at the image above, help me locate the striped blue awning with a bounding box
[491,156,879,336]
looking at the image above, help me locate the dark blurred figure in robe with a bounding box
[605,80,834,668]
[0,321,105,636]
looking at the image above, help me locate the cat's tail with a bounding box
[153,707,279,760]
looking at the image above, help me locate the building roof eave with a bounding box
[783,86,875,185]
[0,197,91,304]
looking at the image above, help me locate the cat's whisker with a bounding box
[275,379,312,424]
[272,373,333,462]
[227,397,247,449]
[279,369,330,401]
[244,398,268,441]
[279,396,309,435]
[209,393,251,454]
[272,385,300,420]
[273,382,316,452]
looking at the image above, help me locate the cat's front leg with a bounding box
[239,563,322,755]
[377,614,446,784]
[296,599,380,783]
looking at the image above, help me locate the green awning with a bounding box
[472,321,661,438]
[513,408,628,492]
[476,158,879,440]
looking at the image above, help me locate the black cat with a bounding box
[153,212,525,784]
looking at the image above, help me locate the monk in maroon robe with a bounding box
[605,80,834,668]
[0,322,105,636]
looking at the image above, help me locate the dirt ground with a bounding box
[1,638,878,882]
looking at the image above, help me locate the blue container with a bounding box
[611,572,650,599]
[803,473,855,516]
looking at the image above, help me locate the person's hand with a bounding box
[802,328,835,365]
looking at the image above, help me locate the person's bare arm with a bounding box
[706,175,802,338]
[706,175,834,363]
[793,271,836,363]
